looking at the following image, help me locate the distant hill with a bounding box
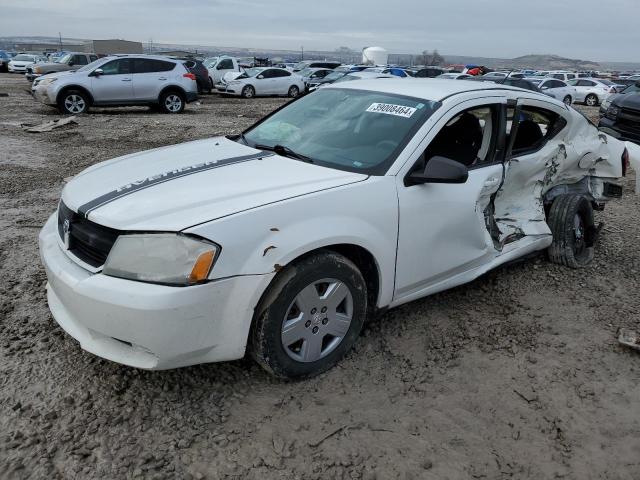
[442,53,601,71]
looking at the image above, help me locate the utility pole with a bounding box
[301,46,304,61]
[58,32,63,51]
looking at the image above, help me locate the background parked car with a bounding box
[600,82,640,116]
[526,77,576,105]
[298,67,334,89]
[203,56,241,89]
[437,73,473,80]
[8,54,45,73]
[306,70,349,90]
[546,71,577,82]
[292,60,341,72]
[31,55,198,114]
[599,91,640,144]
[217,67,305,98]
[568,78,620,106]
[25,52,98,81]
[412,67,446,78]
[0,50,10,72]
[178,58,211,93]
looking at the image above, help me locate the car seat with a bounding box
[426,112,483,166]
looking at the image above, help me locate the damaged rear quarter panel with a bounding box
[494,100,625,243]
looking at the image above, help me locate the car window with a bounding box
[90,55,98,62]
[422,105,499,169]
[134,59,175,73]
[243,88,440,175]
[99,59,132,75]
[72,55,88,65]
[218,58,233,69]
[271,69,291,78]
[509,106,567,156]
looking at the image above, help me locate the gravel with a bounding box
[1,73,639,480]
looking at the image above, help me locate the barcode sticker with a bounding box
[366,103,417,118]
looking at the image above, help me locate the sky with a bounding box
[1,0,639,62]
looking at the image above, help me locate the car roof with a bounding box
[327,77,532,101]
[107,54,183,62]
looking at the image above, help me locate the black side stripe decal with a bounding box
[77,151,274,217]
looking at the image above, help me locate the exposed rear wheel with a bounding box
[58,89,89,114]
[251,251,367,379]
[585,94,598,107]
[547,194,596,268]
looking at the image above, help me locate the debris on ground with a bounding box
[22,116,78,133]
[618,328,640,351]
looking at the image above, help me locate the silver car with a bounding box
[567,78,619,106]
[526,77,576,105]
[31,55,199,114]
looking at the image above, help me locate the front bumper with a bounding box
[599,118,640,145]
[31,84,56,105]
[39,214,274,370]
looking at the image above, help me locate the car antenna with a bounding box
[501,69,514,84]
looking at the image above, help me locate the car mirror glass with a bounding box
[257,75,264,79]
[92,68,104,76]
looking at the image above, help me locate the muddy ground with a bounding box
[0,72,639,480]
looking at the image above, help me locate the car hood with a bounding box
[61,137,368,231]
[612,92,640,109]
[35,61,68,70]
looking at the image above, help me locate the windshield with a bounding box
[293,61,309,70]
[203,57,218,68]
[324,71,346,82]
[599,79,614,86]
[527,78,542,85]
[77,58,104,73]
[332,74,360,84]
[13,55,34,61]
[622,84,640,94]
[56,53,72,64]
[243,88,439,175]
[298,68,315,77]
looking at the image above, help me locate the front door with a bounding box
[90,58,133,103]
[394,99,506,301]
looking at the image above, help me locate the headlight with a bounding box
[227,80,241,85]
[102,233,219,286]
[33,66,42,74]
[38,77,57,86]
[606,105,620,120]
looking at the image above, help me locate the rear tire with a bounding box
[547,194,595,268]
[159,90,185,114]
[585,94,598,107]
[57,89,89,114]
[250,251,367,379]
[241,85,255,98]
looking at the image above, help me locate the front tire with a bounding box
[251,251,367,379]
[585,94,598,107]
[288,85,300,98]
[160,90,185,114]
[241,85,255,98]
[57,89,89,114]
[563,95,572,106]
[547,194,596,268]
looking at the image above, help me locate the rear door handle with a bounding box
[483,177,501,187]
[121,78,132,82]
[158,77,167,81]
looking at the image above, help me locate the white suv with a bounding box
[31,55,199,114]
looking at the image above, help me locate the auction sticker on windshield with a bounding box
[366,103,417,118]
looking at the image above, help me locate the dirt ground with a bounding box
[1,72,639,480]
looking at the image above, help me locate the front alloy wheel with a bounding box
[59,90,88,114]
[251,251,367,379]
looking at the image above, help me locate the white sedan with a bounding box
[216,67,305,98]
[8,54,45,73]
[567,78,619,106]
[526,77,576,105]
[39,79,634,378]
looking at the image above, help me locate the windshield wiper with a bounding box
[255,144,314,163]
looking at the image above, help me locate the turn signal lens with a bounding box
[189,250,216,283]
[183,73,196,81]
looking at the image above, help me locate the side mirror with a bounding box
[541,86,549,90]
[216,64,224,70]
[406,156,469,186]
[257,75,264,79]
[92,68,104,77]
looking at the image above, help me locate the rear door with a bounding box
[131,58,177,101]
[394,98,506,301]
[90,58,133,103]
[271,69,293,93]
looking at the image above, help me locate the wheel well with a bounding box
[288,244,381,314]
[158,86,186,103]
[56,85,94,105]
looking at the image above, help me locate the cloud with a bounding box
[0,0,638,62]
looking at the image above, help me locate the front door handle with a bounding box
[483,177,501,188]
[121,78,132,82]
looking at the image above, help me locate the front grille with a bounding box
[57,202,120,268]
[618,108,640,134]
